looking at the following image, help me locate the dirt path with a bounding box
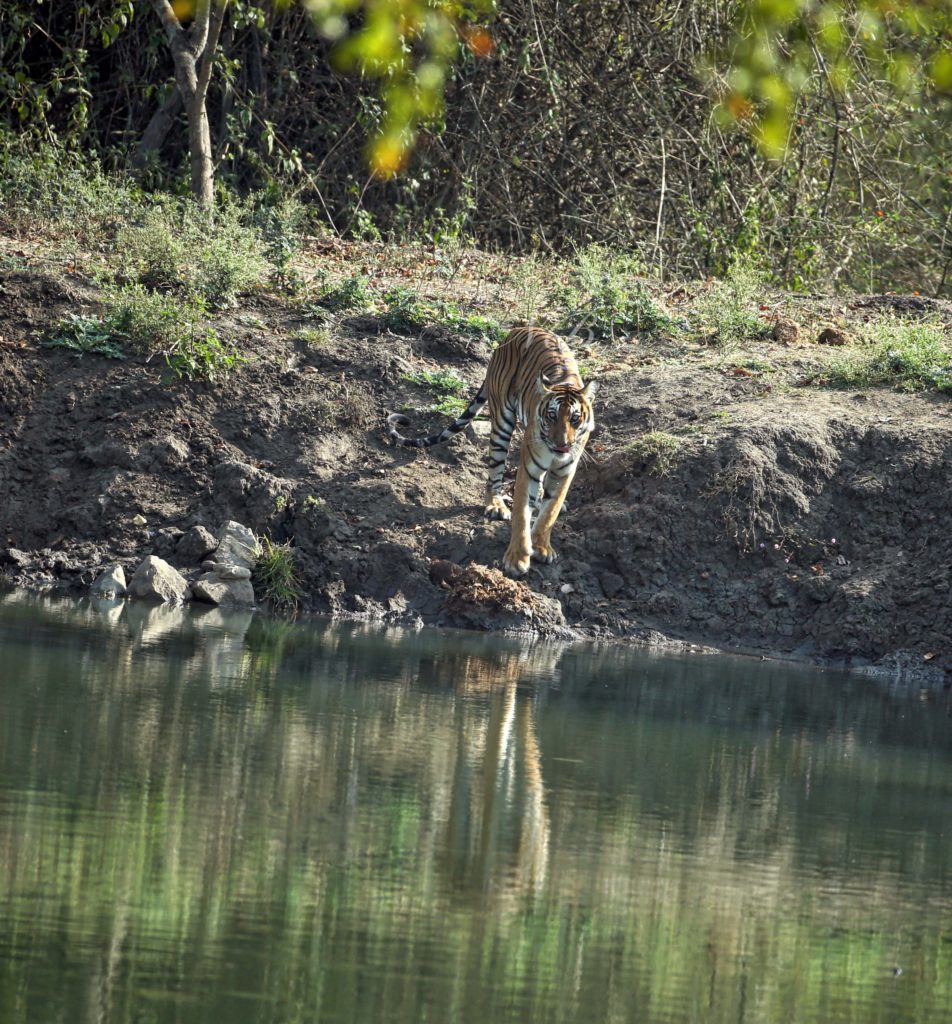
[1,267,950,682]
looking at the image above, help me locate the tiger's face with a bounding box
[538,381,596,456]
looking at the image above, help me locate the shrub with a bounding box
[42,314,126,360]
[627,431,683,476]
[557,244,674,341]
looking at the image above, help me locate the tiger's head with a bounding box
[536,379,597,456]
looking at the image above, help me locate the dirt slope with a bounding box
[1,267,950,680]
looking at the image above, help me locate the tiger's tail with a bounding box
[388,385,487,448]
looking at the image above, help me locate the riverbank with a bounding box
[1,238,950,682]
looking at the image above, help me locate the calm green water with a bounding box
[1,591,951,1024]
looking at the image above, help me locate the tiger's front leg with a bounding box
[530,458,578,564]
[502,445,547,577]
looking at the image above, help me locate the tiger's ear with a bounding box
[582,379,597,400]
[536,374,553,395]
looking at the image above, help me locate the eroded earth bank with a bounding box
[1,266,950,681]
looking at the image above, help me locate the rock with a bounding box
[90,564,127,598]
[192,573,256,608]
[598,572,625,598]
[176,525,218,564]
[128,555,190,604]
[771,318,800,345]
[214,563,252,581]
[213,520,260,571]
[131,514,147,527]
[3,548,31,567]
[429,559,463,588]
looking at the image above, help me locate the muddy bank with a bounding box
[1,268,950,681]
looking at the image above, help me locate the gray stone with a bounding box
[90,564,127,598]
[213,520,260,571]
[128,555,190,604]
[214,563,252,581]
[176,525,218,564]
[192,573,256,608]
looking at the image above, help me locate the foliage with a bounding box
[104,284,197,356]
[824,315,952,393]
[2,3,952,296]
[310,0,497,176]
[115,201,268,308]
[254,537,303,610]
[42,314,127,360]
[165,326,246,383]
[718,1,952,158]
[316,275,375,313]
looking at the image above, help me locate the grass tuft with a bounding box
[254,538,303,610]
[627,431,684,476]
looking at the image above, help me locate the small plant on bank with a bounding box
[691,255,768,347]
[113,202,268,308]
[165,327,246,383]
[100,285,245,382]
[253,537,303,610]
[556,244,674,341]
[316,275,374,313]
[824,315,952,394]
[295,325,331,346]
[627,431,684,476]
[104,284,196,355]
[43,314,126,360]
[403,368,469,416]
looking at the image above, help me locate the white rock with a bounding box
[192,573,255,608]
[128,555,190,604]
[90,564,127,598]
[214,521,260,571]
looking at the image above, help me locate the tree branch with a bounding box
[196,0,228,105]
[148,0,183,46]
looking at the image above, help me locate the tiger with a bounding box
[387,326,596,578]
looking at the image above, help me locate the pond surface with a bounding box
[1,590,950,1024]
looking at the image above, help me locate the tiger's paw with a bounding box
[484,497,511,522]
[502,548,531,577]
[531,544,559,565]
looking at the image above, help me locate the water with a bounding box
[0,590,950,1024]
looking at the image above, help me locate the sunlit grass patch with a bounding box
[402,367,470,416]
[627,431,684,476]
[824,315,952,393]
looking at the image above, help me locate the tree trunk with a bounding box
[149,0,228,209]
[132,89,183,170]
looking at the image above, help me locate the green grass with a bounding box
[556,244,675,341]
[254,538,303,610]
[824,315,952,393]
